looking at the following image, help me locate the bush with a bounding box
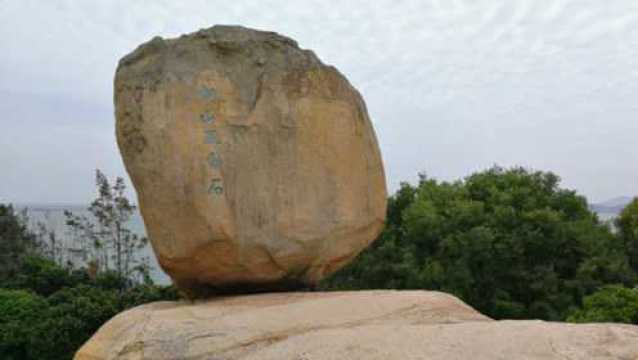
[567,285,638,324]
[93,270,132,291]
[616,198,638,273]
[0,256,89,297]
[0,204,39,281]
[0,255,180,360]
[119,284,180,309]
[29,285,121,360]
[0,289,48,360]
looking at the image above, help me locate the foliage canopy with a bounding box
[324,166,637,320]
[568,285,638,324]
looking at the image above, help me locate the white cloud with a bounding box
[1,0,637,203]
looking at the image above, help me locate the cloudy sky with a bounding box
[1,0,637,204]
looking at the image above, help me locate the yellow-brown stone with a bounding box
[74,291,638,359]
[115,26,387,296]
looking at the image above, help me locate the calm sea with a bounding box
[16,204,171,285]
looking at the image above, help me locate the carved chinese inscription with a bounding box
[198,86,224,196]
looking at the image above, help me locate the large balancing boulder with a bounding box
[115,25,387,297]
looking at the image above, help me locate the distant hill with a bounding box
[590,196,634,217]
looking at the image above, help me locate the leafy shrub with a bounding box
[616,198,638,273]
[119,284,180,309]
[0,289,48,360]
[0,204,40,281]
[0,255,180,360]
[0,256,89,297]
[567,285,638,324]
[30,285,120,360]
[93,270,132,291]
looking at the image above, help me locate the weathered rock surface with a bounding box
[115,25,387,296]
[75,291,638,360]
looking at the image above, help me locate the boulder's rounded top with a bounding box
[190,25,299,48]
[117,25,318,75]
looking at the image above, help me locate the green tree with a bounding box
[1,256,88,297]
[65,170,149,284]
[0,289,47,360]
[324,166,636,320]
[567,285,638,324]
[0,255,179,360]
[29,285,120,360]
[0,205,40,281]
[616,197,638,273]
[0,171,175,359]
[321,182,419,290]
[33,221,64,266]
